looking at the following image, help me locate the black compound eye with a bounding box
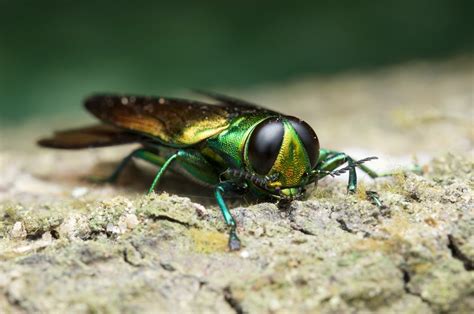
[248,118,284,175]
[288,117,320,168]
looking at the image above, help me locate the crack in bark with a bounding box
[160,262,176,272]
[399,267,432,308]
[334,218,371,237]
[223,286,244,314]
[122,247,141,267]
[401,268,411,294]
[122,241,146,267]
[130,241,145,258]
[336,218,354,233]
[5,287,36,313]
[447,234,473,271]
[152,215,191,228]
[290,224,316,236]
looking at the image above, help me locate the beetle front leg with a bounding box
[347,158,357,193]
[315,151,359,193]
[314,149,386,207]
[215,182,244,251]
[318,149,421,180]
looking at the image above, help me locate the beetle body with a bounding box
[38,91,381,250]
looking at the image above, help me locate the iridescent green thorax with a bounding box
[204,113,272,169]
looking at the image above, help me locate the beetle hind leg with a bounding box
[88,148,164,184]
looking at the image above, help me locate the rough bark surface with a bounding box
[1,57,473,313]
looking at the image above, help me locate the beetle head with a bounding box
[244,116,319,198]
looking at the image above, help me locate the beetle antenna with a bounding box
[222,168,277,190]
[330,156,378,177]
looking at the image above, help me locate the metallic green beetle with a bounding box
[38,91,385,250]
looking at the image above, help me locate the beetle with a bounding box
[38,91,385,250]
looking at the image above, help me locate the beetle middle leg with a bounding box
[146,149,219,192]
[144,149,243,251]
[215,181,247,251]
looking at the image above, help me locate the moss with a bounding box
[87,197,134,233]
[0,204,65,238]
[409,259,474,312]
[2,203,21,221]
[308,184,333,199]
[21,208,64,238]
[136,193,205,229]
[430,153,474,183]
[0,203,22,236]
[73,240,119,265]
[189,228,228,254]
[355,181,368,201]
[380,171,409,195]
[67,295,121,314]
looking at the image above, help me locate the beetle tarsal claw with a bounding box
[228,229,241,251]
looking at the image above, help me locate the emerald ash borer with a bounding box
[38,91,386,250]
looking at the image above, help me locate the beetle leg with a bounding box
[148,153,180,193]
[315,152,349,178]
[318,149,422,179]
[314,151,366,193]
[89,147,165,183]
[347,158,357,193]
[215,182,243,251]
[146,149,221,193]
[314,150,407,209]
[357,162,423,178]
[366,191,386,209]
[143,150,243,250]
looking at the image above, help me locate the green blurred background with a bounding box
[0,0,473,124]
